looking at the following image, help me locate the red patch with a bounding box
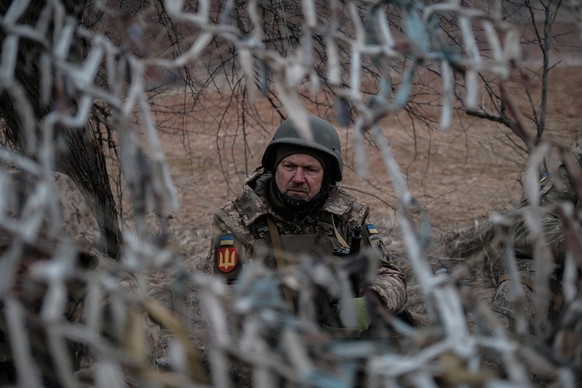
[216,247,238,273]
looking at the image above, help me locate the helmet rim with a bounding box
[261,117,343,182]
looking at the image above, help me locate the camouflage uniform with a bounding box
[206,116,407,315]
[489,139,582,336]
[204,116,409,387]
[205,167,407,314]
[489,258,563,336]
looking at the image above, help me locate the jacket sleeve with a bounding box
[370,260,407,313]
[204,204,255,282]
[360,222,408,313]
[203,213,223,274]
[336,192,408,314]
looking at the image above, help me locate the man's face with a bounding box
[275,153,324,201]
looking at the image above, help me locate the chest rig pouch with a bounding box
[252,212,349,268]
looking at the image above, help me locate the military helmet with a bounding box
[261,116,343,182]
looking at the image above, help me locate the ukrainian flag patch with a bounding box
[220,234,235,246]
[367,224,378,234]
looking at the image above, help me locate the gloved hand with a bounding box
[337,289,379,332]
[352,296,371,331]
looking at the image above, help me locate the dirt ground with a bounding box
[147,62,581,325]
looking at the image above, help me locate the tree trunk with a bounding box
[0,0,122,260]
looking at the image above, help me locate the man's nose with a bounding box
[292,168,306,182]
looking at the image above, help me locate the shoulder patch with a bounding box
[366,224,378,234]
[215,234,239,273]
[363,224,390,264]
[220,234,235,246]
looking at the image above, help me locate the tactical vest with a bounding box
[248,211,353,319]
[251,211,351,268]
[213,205,388,288]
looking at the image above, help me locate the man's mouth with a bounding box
[287,188,307,194]
[286,188,309,199]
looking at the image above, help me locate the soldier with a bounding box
[205,115,408,331]
[489,138,582,337]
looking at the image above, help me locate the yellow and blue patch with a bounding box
[216,247,238,273]
[220,234,235,246]
[366,224,378,234]
[216,234,238,273]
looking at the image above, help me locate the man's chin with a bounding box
[286,192,309,201]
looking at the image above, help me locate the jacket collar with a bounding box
[233,168,355,226]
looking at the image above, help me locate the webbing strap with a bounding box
[318,211,351,251]
[266,216,295,313]
[330,214,349,249]
[266,216,286,268]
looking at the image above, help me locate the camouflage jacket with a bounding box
[205,168,407,313]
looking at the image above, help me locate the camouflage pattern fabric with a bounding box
[490,269,563,337]
[489,138,582,336]
[205,167,407,314]
[511,166,574,266]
